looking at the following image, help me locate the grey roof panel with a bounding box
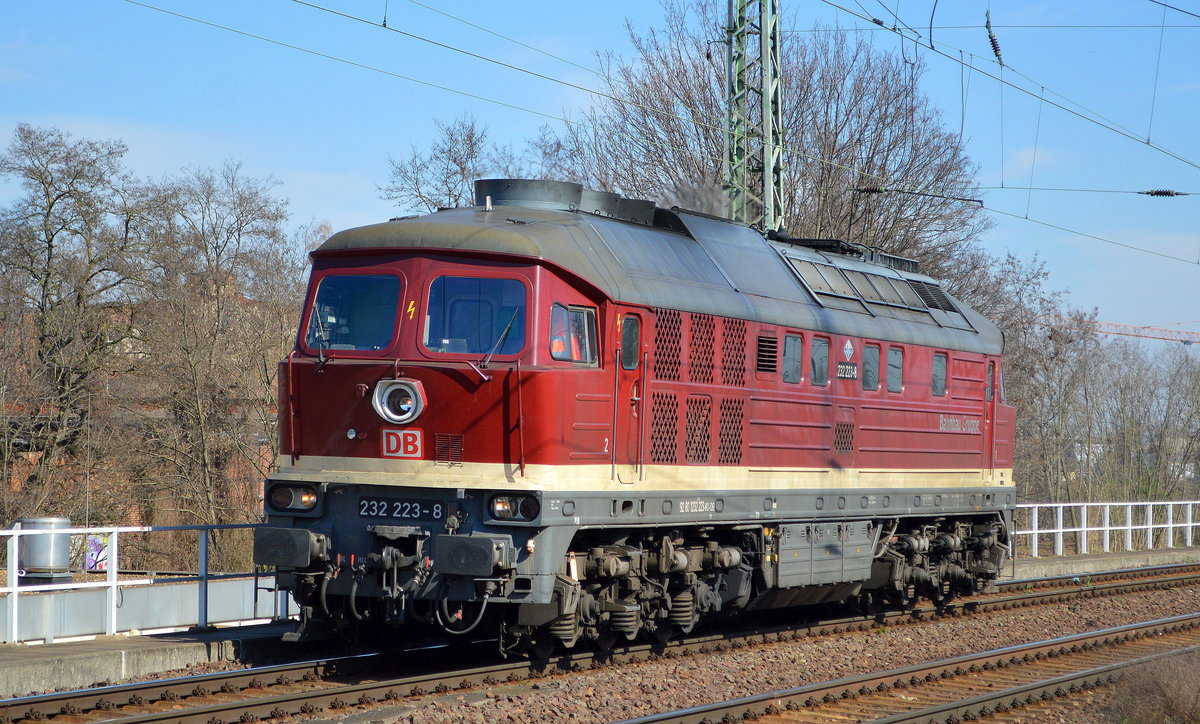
[316,206,1004,355]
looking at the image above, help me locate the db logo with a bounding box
[382,429,423,458]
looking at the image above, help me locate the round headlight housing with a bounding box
[268,484,318,512]
[372,379,425,424]
[490,494,540,521]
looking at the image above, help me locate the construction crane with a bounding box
[1039,316,1200,345]
[723,0,784,232]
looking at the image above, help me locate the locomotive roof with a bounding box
[317,183,1003,355]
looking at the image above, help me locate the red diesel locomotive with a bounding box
[253,179,1016,652]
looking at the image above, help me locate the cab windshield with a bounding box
[305,274,401,352]
[424,276,526,355]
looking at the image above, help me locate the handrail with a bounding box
[1,523,284,644]
[1014,501,1200,557]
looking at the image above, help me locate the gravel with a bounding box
[346,585,1200,724]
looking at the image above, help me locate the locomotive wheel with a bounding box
[857,591,884,616]
[650,624,676,644]
[527,637,558,660]
[594,632,618,652]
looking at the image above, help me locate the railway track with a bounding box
[620,613,1200,724]
[4,562,1200,723]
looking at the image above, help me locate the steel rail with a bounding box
[6,562,1200,723]
[615,613,1200,724]
[867,646,1200,724]
[0,654,374,723]
[997,561,1200,591]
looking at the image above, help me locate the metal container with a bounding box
[16,517,71,574]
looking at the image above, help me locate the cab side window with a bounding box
[550,303,598,364]
[932,353,948,397]
[863,344,880,391]
[811,337,830,386]
[887,347,904,393]
[620,315,640,370]
[782,334,803,383]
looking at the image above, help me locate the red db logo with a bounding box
[382,429,423,458]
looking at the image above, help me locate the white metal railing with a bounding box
[1014,501,1200,558]
[1,523,288,644]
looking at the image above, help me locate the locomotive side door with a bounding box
[613,312,645,483]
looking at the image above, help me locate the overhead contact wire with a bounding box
[117,0,1195,267]
[819,0,1200,173]
[116,0,729,174]
[284,0,923,191]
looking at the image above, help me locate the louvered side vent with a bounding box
[907,280,958,312]
[690,314,715,384]
[833,423,854,453]
[684,395,712,464]
[650,392,678,464]
[435,433,464,466]
[721,318,747,386]
[756,335,779,373]
[653,308,682,381]
[718,398,745,464]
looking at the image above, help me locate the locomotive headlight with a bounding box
[490,494,540,521]
[268,484,318,511]
[372,379,425,424]
[492,496,514,519]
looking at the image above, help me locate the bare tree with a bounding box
[525,1,989,278]
[119,163,300,564]
[0,124,150,523]
[380,114,499,213]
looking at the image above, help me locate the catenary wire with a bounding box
[397,0,605,81]
[1147,0,1200,22]
[819,0,1200,174]
[332,0,1200,205]
[784,24,1200,31]
[977,186,1194,195]
[260,0,940,191]
[116,0,733,173]
[116,0,1197,267]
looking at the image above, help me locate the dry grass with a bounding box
[1104,651,1200,723]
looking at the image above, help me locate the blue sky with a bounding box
[3,1,1198,331]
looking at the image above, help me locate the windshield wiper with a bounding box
[480,310,520,369]
[311,309,329,364]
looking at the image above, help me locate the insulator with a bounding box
[986,10,1004,66]
[1140,189,1185,197]
[855,186,886,194]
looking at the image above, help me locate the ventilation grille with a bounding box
[756,335,779,373]
[684,396,712,464]
[653,308,682,381]
[833,423,854,453]
[690,314,715,384]
[650,392,678,464]
[718,398,744,464]
[435,433,464,466]
[907,280,958,312]
[721,318,746,386]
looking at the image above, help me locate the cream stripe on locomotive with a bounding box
[272,455,1014,492]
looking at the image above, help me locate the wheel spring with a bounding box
[669,590,695,628]
[547,612,578,643]
[609,609,639,638]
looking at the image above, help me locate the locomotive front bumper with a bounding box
[431,533,515,576]
[253,527,329,569]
